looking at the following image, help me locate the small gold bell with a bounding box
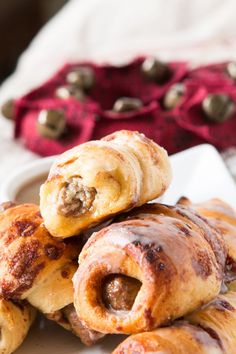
[1,99,14,120]
[141,57,171,84]
[113,97,143,113]
[37,109,66,139]
[202,94,235,123]
[163,83,185,110]
[66,67,95,90]
[55,85,86,101]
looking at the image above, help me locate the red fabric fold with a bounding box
[13,58,236,156]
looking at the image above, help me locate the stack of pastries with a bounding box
[0,130,236,354]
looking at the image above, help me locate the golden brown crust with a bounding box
[187,291,236,354]
[0,204,80,302]
[0,203,104,346]
[113,291,236,354]
[112,324,223,354]
[0,299,36,354]
[177,198,236,283]
[40,130,172,237]
[73,203,226,334]
[27,261,78,313]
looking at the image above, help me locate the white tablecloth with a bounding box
[1,0,236,183]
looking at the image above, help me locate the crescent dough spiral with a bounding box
[40,130,172,238]
[0,299,36,354]
[0,203,102,346]
[177,197,236,285]
[73,202,226,334]
[113,291,236,354]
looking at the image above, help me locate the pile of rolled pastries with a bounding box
[1,130,236,354]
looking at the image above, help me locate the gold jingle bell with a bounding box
[1,99,14,120]
[141,57,171,84]
[66,67,95,90]
[37,109,66,139]
[163,83,185,110]
[202,94,235,123]
[113,97,143,113]
[55,85,86,101]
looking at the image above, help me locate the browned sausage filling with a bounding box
[62,304,105,345]
[102,274,142,311]
[47,304,105,346]
[57,177,97,217]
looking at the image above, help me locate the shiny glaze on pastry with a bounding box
[98,198,236,327]
[177,197,236,285]
[40,130,172,237]
[113,291,236,354]
[73,202,226,334]
[0,203,102,346]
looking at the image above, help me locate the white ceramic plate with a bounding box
[1,143,236,354]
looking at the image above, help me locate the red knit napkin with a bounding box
[13,58,236,156]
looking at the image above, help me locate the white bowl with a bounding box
[0,156,55,204]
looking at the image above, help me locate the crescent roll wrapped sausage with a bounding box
[73,202,226,334]
[177,197,236,286]
[113,291,236,354]
[113,324,222,354]
[40,130,172,238]
[0,299,36,354]
[186,291,236,353]
[0,203,102,346]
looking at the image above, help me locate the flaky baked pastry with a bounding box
[177,197,236,286]
[40,130,172,238]
[73,202,226,334]
[113,291,236,354]
[0,203,102,346]
[0,299,36,354]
